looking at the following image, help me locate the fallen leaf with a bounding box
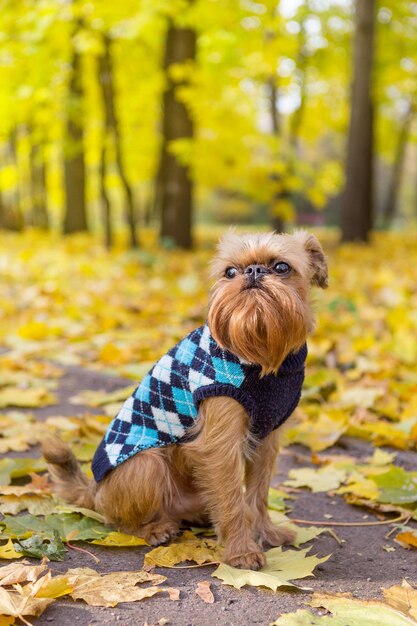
[144,538,222,568]
[33,572,73,599]
[283,409,348,452]
[15,530,67,562]
[272,591,417,625]
[164,587,180,601]
[285,466,347,493]
[0,560,48,586]
[0,495,56,516]
[383,580,417,620]
[0,387,56,409]
[383,545,396,553]
[65,567,166,607]
[395,530,417,550]
[69,386,135,407]
[212,547,330,591]
[373,467,417,505]
[0,540,24,560]
[268,488,293,512]
[0,459,45,486]
[0,586,54,621]
[91,531,148,547]
[1,512,112,542]
[268,511,325,547]
[195,580,214,603]
[367,449,397,466]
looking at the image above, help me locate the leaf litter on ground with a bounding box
[2,232,417,611]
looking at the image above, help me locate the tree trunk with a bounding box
[157,22,196,249]
[382,101,415,227]
[98,33,137,248]
[30,139,49,229]
[100,143,112,249]
[270,2,309,234]
[340,0,376,242]
[268,76,285,233]
[63,40,87,234]
[0,131,23,231]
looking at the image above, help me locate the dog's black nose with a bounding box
[244,265,269,283]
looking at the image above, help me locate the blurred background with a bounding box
[0,0,415,248]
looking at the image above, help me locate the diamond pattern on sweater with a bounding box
[91,325,307,482]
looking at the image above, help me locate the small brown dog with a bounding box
[43,230,327,570]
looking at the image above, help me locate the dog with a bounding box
[42,230,328,571]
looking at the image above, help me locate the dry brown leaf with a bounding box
[65,567,166,607]
[395,531,417,549]
[383,580,417,620]
[0,586,54,622]
[0,560,48,586]
[0,495,56,516]
[195,580,214,604]
[164,587,180,601]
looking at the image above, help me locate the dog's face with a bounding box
[208,231,328,375]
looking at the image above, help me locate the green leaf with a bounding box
[268,488,293,512]
[0,458,45,486]
[373,467,417,505]
[1,513,112,542]
[15,530,67,562]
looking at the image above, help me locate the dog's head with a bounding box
[208,230,328,375]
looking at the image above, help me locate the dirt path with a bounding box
[3,366,417,626]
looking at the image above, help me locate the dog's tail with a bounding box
[41,435,96,509]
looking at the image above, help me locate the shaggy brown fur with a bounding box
[42,230,328,570]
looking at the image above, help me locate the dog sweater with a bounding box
[92,324,307,482]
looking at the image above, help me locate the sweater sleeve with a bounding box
[192,383,257,422]
[248,368,305,440]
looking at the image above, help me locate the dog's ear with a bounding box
[296,231,328,289]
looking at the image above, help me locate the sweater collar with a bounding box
[205,324,307,375]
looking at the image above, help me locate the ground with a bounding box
[2,363,415,626]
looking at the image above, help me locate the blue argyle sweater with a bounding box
[92,324,307,482]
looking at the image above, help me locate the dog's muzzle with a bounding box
[244,264,270,288]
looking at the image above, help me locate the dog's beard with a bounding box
[208,276,311,375]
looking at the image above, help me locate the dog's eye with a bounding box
[225,267,238,279]
[274,262,291,275]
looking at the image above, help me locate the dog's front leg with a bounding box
[245,429,296,547]
[184,396,265,570]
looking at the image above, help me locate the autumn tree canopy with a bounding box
[0,0,416,245]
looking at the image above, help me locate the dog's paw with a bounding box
[141,520,179,546]
[257,522,296,548]
[226,550,266,571]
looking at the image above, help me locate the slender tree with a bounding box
[156,21,196,249]
[98,33,137,248]
[269,2,309,233]
[99,139,112,249]
[63,28,87,234]
[30,137,48,229]
[0,131,23,231]
[340,0,376,242]
[382,100,415,227]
